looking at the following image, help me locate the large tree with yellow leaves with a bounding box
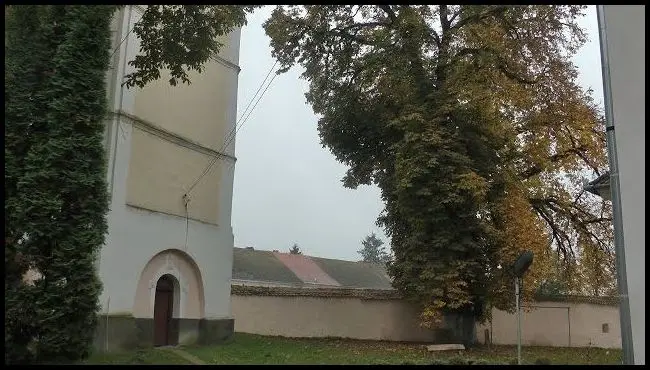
[263,5,613,325]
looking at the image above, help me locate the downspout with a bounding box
[596,5,634,365]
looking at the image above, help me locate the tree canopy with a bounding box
[263,5,612,324]
[358,233,391,264]
[125,5,258,88]
[289,243,303,255]
[5,5,114,363]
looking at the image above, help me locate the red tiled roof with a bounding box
[273,252,341,286]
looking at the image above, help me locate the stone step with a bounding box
[426,344,466,352]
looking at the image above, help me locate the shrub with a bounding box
[5,5,113,364]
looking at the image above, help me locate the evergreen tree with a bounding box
[358,233,391,264]
[289,244,303,255]
[5,5,55,364]
[5,6,114,363]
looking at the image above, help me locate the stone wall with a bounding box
[231,286,465,343]
[477,297,621,349]
[232,286,621,348]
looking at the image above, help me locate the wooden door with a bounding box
[153,275,174,346]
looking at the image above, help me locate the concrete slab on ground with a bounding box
[426,344,466,352]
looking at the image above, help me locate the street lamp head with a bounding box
[513,250,534,278]
[584,172,612,201]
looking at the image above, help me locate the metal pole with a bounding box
[105,297,110,352]
[515,277,522,365]
[489,302,493,347]
[596,5,634,365]
[567,307,571,348]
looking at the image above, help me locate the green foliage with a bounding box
[573,237,617,296]
[536,279,569,296]
[289,243,302,255]
[125,5,258,88]
[5,5,61,364]
[357,233,391,264]
[263,5,610,324]
[5,5,114,364]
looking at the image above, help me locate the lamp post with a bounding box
[513,251,534,365]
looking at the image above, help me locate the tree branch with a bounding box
[439,5,451,33]
[496,63,539,85]
[448,6,461,25]
[561,125,601,174]
[450,6,509,31]
[338,21,390,32]
[518,146,587,179]
[430,30,441,49]
[530,196,612,255]
[351,5,363,20]
[328,17,393,46]
[378,5,397,24]
[452,47,542,85]
[531,202,573,259]
[548,198,609,225]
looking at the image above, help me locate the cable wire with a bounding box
[220,60,278,155]
[110,9,139,60]
[185,70,278,195]
[181,67,279,248]
[187,61,277,190]
[222,71,279,154]
[237,60,278,126]
[184,62,280,196]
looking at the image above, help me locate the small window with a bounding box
[602,323,609,333]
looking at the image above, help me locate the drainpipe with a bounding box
[596,5,634,365]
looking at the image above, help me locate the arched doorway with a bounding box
[134,250,206,346]
[153,274,177,346]
[133,249,206,320]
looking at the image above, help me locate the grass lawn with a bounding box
[84,348,192,365]
[85,333,623,365]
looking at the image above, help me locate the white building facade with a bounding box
[95,6,241,351]
[596,5,645,365]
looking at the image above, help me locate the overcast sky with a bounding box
[231,6,604,261]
